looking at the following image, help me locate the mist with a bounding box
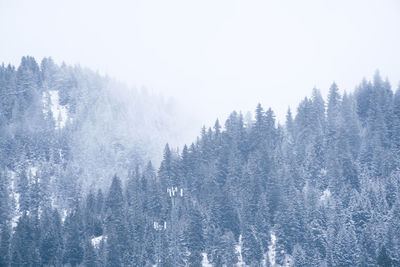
[1,0,399,127]
[2,1,400,266]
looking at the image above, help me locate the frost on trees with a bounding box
[153,221,167,231]
[167,187,183,197]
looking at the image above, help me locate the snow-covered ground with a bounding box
[91,235,106,249]
[29,166,37,177]
[42,90,69,129]
[267,232,292,267]
[236,234,245,266]
[320,188,332,205]
[9,170,21,228]
[201,253,212,267]
[268,232,277,266]
[61,209,68,223]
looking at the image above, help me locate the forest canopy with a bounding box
[1,57,400,266]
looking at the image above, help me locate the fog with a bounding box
[1,0,399,126]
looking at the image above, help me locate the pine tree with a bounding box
[105,226,122,267]
[17,169,30,212]
[185,207,204,266]
[63,207,84,267]
[159,144,177,189]
[206,227,238,267]
[105,175,129,265]
[242,224,262,266]
[11,212,40,266]
[327,82,341,133]
[0,170,10,267]
[83,239,99,267]
[211,190,240,240]
[85,191,103,237]
[377,245,392,267]
[0,223,11,266]
[39,208,63,266]
[292,243,307,267]
[15,56,41,118]
[392,88,400,165]
[332,217,360,266]
[326,82,343,193]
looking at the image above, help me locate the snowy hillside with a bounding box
[1,59,400,266]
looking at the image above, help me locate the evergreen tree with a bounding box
[1,58,399,267]
[242,225,262,266]
[17,169,30,212]
[105,175,129,265]
[185,207,204,266]
[0,223,11,267]
[63,207,84,267]
[159,144,178,189]
[39,208,63,266]
[105,227,122,267]
[11,212,40,266]
[377,245,392,267]
[83,239,99,267]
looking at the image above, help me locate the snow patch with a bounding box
[9,171,21,228]
[50,195,56,208]
[153,221,166,231]
[91,235,106,249]
[201,253,212,267]
[320,188,331,204]
[43,90,69,129]
[9,170,16,192]
[236,234,245,266]
[268,232,278,267]
[267,232,291,267]
[62,209,68,223]
[11,192,20,228]
[167,187,180,197]
[29,166,38,177]
[58,149,64,161]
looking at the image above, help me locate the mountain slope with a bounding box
[1,63,400,266]
[0,56,189,207]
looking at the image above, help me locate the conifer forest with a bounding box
[0,56,399,266]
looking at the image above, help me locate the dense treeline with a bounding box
[1,58,400,266]
[0,56,187,207]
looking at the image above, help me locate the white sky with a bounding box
[1,0,399,126]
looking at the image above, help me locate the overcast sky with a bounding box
[1,0,399,126]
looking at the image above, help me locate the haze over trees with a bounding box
[1,57,399,266]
